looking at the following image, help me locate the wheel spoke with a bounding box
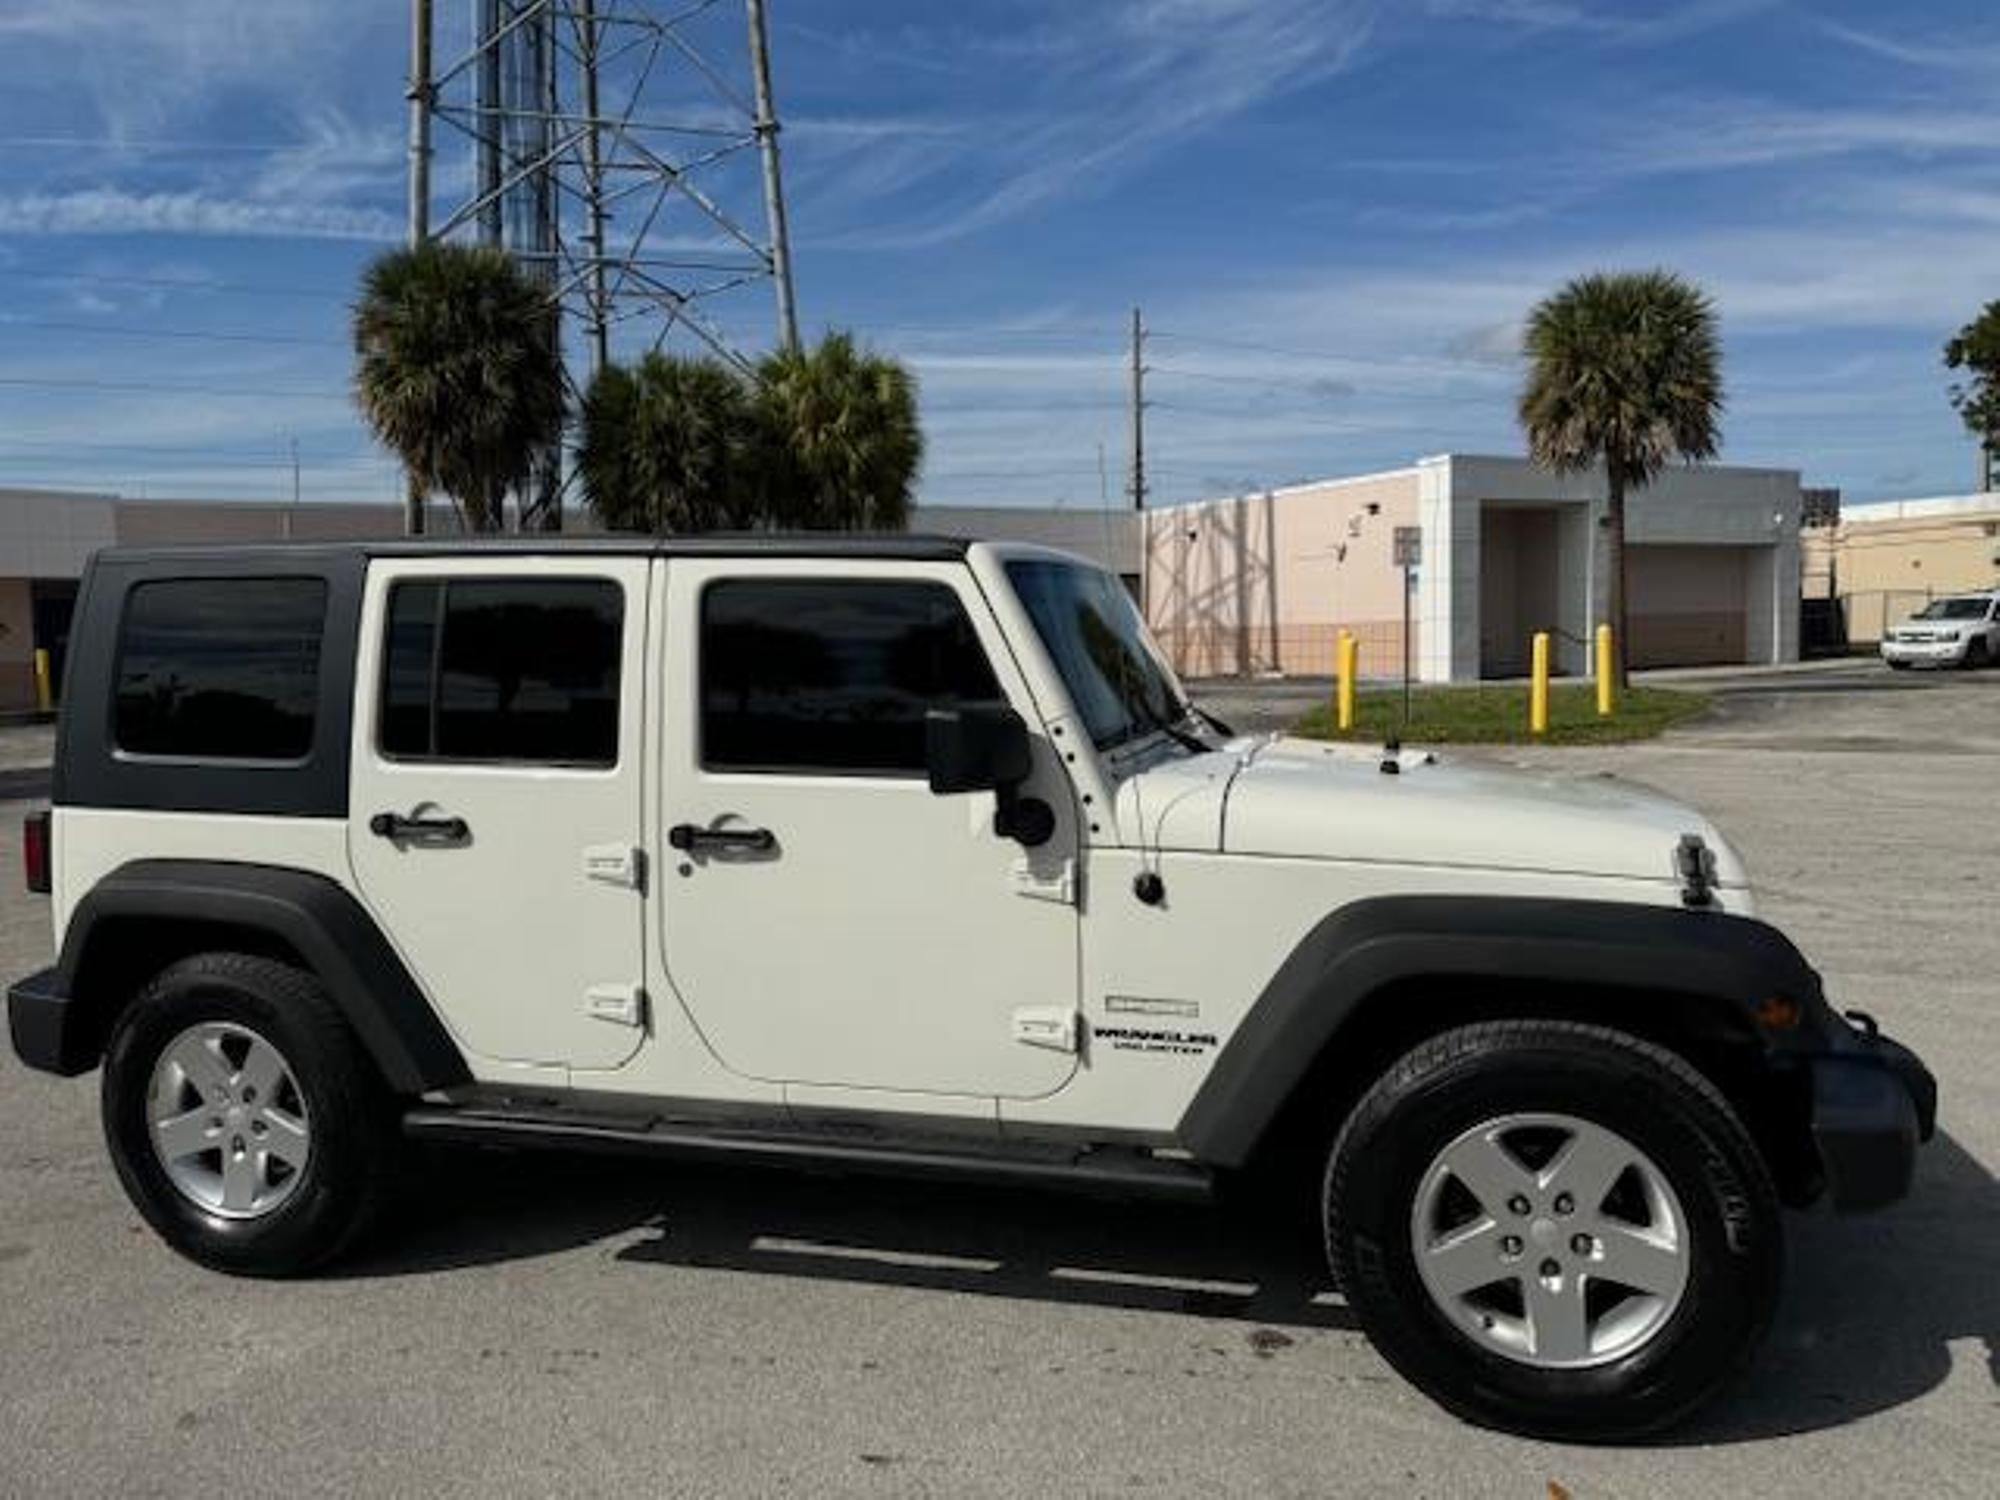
[153,1105,218,1161]
[236,1038,288,1104]
[1419,1219,1507,1298]
[220,1146,261,1212]
[166,1031,232,1096]
[1436,1129,1535,1216]
[1541,1124,1632,1213]
[1590,1223,1684,1297]
[260,1109,310,1169]
[1526,1273,1592,1363]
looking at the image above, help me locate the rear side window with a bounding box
[379,578,623,765]
[701,578,1001,775]
[114,578,327,761]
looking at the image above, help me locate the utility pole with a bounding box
[746,0,799,351]
[1128,306,1148,511]
[403,0,432,536]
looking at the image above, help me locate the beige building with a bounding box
[1802,494,2000,644]
[1144,454,1803,682]
[0,486,1141,713]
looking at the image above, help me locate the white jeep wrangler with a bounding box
[9,535,1933,1439]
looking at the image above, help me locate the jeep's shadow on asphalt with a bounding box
[346,1126,1998,1443]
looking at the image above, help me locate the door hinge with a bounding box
[1011,855,1076,905]
[1012,1005,1079,1053]
[586,983,648,1029]
[583,843,645,892]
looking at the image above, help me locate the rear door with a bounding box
[346,556,651,1073]
[656,558,1081,1102]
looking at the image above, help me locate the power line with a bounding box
[13,269,352,301]
[1149,329,1352,363]
[0,376,349,400]
[0,449,390,472]
[0,134,356,155]
[0,318,346,349]
[0,437,375,458]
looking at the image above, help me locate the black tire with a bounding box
[1964,638,1990,670]
[1886,658,1911,671]
[1324,1021,1781,1441]
[101,953,399,1276]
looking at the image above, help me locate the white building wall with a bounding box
[1435,455,1801,679]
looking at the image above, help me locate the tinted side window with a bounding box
[114,578,327,760]
[702,580,1001,774]
[380,578,623,765]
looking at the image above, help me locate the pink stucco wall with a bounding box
[1143,470,1420,678]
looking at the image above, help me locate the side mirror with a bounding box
[925,703,1054,847]
[925,702,1031,794]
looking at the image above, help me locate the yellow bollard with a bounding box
[1336,630,1357,732]
[1595,624,1615,717]
[31,648,52,714]
[1530,631,1550,735]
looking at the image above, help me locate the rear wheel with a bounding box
[102,953,399,1276]
[1324,1020,1781,1440]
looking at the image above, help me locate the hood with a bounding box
[1117,736,1747,888]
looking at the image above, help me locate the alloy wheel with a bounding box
[1409,1111,1690,1369]
[146,1021,312,1220]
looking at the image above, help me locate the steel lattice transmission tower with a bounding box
[406,0,799,528]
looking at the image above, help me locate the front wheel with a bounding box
[1324,1021,1781,1440]
[1964,638,1991,670]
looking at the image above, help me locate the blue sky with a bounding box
[2,0,1998,510]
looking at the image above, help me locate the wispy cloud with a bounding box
[808,0,1376,249]
[1818,19,2000,74]
[0,189,399,242]
[1423,0,1777,44]
[0,1,355,139]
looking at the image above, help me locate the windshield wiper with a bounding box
[1131,696,1207,754]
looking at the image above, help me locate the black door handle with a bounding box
[369,811,470,843]
[668,823,776,854]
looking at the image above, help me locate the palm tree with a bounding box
[1943,300,2000,491]
[353,242,565,533]
[1519,270,1723,684]
[754,331,922,530]
[580,353,762,533]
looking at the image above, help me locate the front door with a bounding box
[657,559,1080,1102]
[347,557,651,1073]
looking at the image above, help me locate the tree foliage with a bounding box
[1519,269,1724,682]
[581,331,923,534]
[352,242,564,532]
[1943,301,2000,456]
[754,331,922,531]
[579,353,763,533]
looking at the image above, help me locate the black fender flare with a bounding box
[54,859,470,1095]
[1175,895,1832,1170]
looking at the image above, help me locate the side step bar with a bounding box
[401,1107,1215,1203]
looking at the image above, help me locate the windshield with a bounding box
[1913,598,1992,621]
[1006,558,1191,751]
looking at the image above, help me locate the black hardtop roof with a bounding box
[94,531,976,567]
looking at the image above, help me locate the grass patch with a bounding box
[1291,683,1711,746]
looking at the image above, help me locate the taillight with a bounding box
[23,810,50,895]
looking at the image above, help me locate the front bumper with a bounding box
[1879,638,1966,667]
[6,966,95,1076]
[1808,1018,1936,1212]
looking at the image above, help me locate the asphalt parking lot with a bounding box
[1,664,1995,1497]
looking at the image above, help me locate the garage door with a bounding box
[1626,546,1747,668]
